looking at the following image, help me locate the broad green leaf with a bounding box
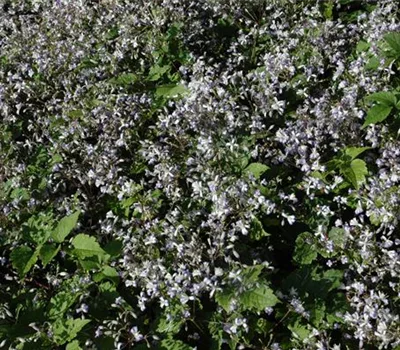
[103,240,123,257]
[384,32,400,57]
[365,56,380,70]
[52,318,91,345]
[10,246,39,278]
[39,243,60,266]
[148,65,170,81]
[67,110,84,119]
[71,234,107,259]
[78,257,102,271]
[66,340,82,350]
[111,73,136,86]
[244,162,270,179]
[356,40,370,53]
[309,300,326,326]
[215,289,235,312]
[241,264,264,284]
[350,159,368,189]
[365,91,397,107]
[362,104,392,129]
[155,84,188,98]
[250,217,270,241]
[322,269,344,291]
[288,319,311,340]
[160,339,193,350]
[48,290,80,320]
[328,227,346,249]
[51,211,81,243]
[156,316,184,334]
[293,232,317,265]
[344,146,371,160]
[93,266,119,285]
[240,284,279,311]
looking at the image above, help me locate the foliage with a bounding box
[0,0,400,349]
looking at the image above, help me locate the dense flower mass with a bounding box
[0,0,399,349]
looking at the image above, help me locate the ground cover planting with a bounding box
[0,0,399,349]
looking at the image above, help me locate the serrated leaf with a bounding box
[350,159,368,189]
[293,232,317,265]
[93,266,119,285]
[148,65,170,81]
[344,146,371,160]
[39,243,60,266]
[244,162,270,179]
[52,318,91,345]
[156,316,184,334]
[322,269,344,291]
[10,246,39,278]
[288,319,311,340]
[384,32,400,56]
[111,73,136,86]
[365,91,397,107]
[250,217,270,241]
[51,211,80,243]
[215,289,235,312]
[365,56,380,70]
[155,84,188,98]
[362,104,392,129]
[356,40,370,53]
[240,284,279,311]
[66,340,82,350]
[48,290,80,320]
[328,227,346,249]
[71,234,107,259]
[241,264,264,284]
[160,339,193,350]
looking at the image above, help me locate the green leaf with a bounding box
[111,73,136,86]
[356,40,370,53]
[66,340,82,350]
[10,246,39,278]
[71,234,107,259]
[322,269,344,291]
[103,240,123,257]
[384,32,400,57]
[241,265,265,284]
[67,110,84,119]
[52,318,91,345]
[244,162,270,179]
[148,65,170,81]
[51,211,81,243]
[362,104,392,129]
[250,217,270,241]
[48,290,80,320]
[155,84,188,98]
[329,227,346,249]
[156,316,184,334]
[344,146,371,160]
[215,289,235,312]
[350,159,368,189]
[93,266,120,285]
[293,232,317,265]
[39,243,60,266]
[365,56,380,70]
[365,91,397,107]
[240,284,279,311]
[288,319,311,341]
[160,339,193,350]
